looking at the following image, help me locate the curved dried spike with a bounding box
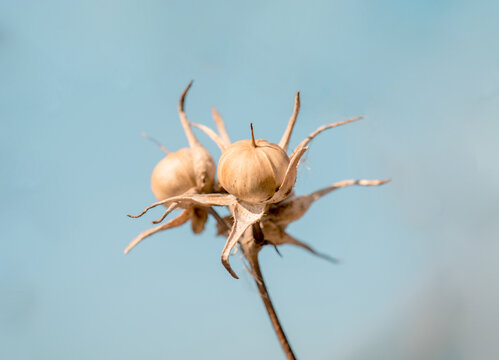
[221,202,266,279]
[124,209,191,254]
[127,187,195,219]
[265,146,308,204]
[190,122,226,151]
[291,116,363,158]
[279,91,300,152]
[277,233,341,264]
[309,178,391,201]
[152,202,179,224]
[141,132,170,154]
[212,107,231,146]
[178,80,201,148]
[128,193,237,218]
[273,178,391,225]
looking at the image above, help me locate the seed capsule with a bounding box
[217,133,290,203]
[151,146,215,202]
[151,148,196,201]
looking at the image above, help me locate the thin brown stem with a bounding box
[141,132,170,154]
[242,240,296,360]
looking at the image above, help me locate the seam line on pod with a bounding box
[260,148,280,192]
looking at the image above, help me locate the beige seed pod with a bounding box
[125,81,217,253]
[217,126,290,203]
[149,81,216,204]
[151,147,215,202]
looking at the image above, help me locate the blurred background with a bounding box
[1,1,498,359]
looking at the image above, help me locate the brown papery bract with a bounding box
[125,81,217,254]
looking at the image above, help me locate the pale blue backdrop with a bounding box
[1,1,498,359]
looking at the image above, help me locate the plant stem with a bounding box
[242,239,297,360]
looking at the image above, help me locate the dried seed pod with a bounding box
[125,81,217,253]
[217,130,290,203]
[151,148,211,201]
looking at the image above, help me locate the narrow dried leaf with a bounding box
[269,178,390,225]
[308,178,391,201]
[129,193,237,218]
[212,107,231,146]
[276,233,341,264]
[152,202,179,224]
[124,209,191,254]
[278,91,300,152]
[190,122,226,151]
[265,146,308,204]
[291,116,363,158]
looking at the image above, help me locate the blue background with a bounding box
[1,1,498,359]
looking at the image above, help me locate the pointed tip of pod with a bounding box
[250,123,257,147]
[179,80,194,112]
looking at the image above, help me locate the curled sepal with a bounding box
[124,209,191,254]
[178,81,201,148]
[221,201,266,279]
[128,193,237,219]
[275,232,341,264]
[127,187,196,219]
[291,116,363,159]
[270,178,391,225]
[264,146,308,204]
[308,178,391,201]
[152,202,179,224]
[278,91,300,152]
[190,121,227,151]
[211,107,231,146]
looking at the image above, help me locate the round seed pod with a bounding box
[217,139,290,203]
[151,147,215,201]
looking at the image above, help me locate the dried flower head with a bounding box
[124,82,218,253]
[132,90,385,278]
[126,87,390,359]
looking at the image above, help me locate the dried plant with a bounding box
[126,83,390,359]
[125,81,220,254]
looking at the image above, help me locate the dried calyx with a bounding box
[124,81,217,254]
[131,89,388,279]
[126,87,390,360]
